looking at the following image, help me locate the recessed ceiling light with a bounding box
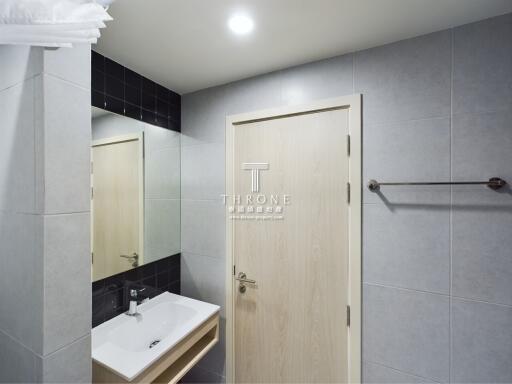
[228,14,254,35]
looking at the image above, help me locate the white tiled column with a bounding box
[0,45,92,383]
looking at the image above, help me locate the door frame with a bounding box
[91,132,145,280]
[225,95,362,383]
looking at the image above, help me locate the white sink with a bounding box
[92,292,220,381]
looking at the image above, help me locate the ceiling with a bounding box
[95,0,512,94]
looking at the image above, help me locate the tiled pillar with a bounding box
[0,45,92,382]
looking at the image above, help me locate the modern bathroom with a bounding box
[0,0,511,383]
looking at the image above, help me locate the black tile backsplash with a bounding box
[92,254,181,327]
[105,57,124,81]
[91,50,181,132]
[125,84,141,106]
[105,95,124,115]
[141,90,156,111]
[105,74,124,99]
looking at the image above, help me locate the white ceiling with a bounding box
[95,0,512,94]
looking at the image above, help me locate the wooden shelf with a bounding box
[93,314,219,384]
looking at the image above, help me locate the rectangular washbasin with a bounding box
[92,292,220,381]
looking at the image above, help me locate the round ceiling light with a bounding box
[228,14,254,35]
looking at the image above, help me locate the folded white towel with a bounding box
[0,0,112,47]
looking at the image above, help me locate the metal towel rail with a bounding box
[367,177,507,192]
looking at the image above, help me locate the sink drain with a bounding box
[149,340,161,349]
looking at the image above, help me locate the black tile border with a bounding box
[91,50,181,132]
[92,253,181,327]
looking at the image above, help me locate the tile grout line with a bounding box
[0,327,40,359]
[362,282,512,308]
[43,71,91,92]
[352,52,355,93]
[182,250,225,261]
[363,281,450,298]
[363,114,452,128]
[0,72,42,93]
[449,26,454,384]
[364,359,442,383]
[40,333,90,360]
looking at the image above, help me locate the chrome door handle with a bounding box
[235,272,256,284]
[235,272,255,294]
[120,253,139,267]
[120,253,139,259]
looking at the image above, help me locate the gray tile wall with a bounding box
[181,12,512,384]
[0,45,92,382]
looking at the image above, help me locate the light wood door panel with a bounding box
[92,137,142,281]
[233,109,349,383]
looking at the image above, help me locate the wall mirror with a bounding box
[91,107,181,281]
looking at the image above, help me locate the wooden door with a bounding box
[232,109,350,383]
[92,135,143,281]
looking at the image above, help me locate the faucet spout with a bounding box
[126,288,145,316]
[127,299,139,316]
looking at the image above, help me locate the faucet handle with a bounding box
[130,287,146,299]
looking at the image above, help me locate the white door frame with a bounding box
[91,132,145,279]
[225,95,362,383]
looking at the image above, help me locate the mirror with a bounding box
[91,107,180,281]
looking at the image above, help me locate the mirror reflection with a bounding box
[91,107,180,281]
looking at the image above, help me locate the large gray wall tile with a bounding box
[181,252,226,316]
[363,361,438,383]
[181,200,226,257]
[41,74,91,214]
[145,199,181,263]
[43,44,91,90]
[452,110,512,206]
[41,335,91,383]
[0,46,42,91]
[43,213,91,354]
[363,118,451,204]
[0,79,37,214]
[281,54,353,105]
[145,146,181,199]
[363,204,450,294]
[225,71,283,116]
[363,284,449,382]
[453,13,512,115]
[92,111,143,140]
[0,212,43,353]
[354,31,451,126]
[182,143,225,200]
[181,252,227,377]
[181,86,230,147]
[0,330,39,383]
[144,122,181,151]
[452,209,512,306]
[452,299,512,383]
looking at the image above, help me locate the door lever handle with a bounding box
[235,272,256,284]
[120,253,139,260]
[120,253,139,267]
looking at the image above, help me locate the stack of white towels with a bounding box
[0,0,113,47]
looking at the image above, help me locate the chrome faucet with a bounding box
[126,287,146,316]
